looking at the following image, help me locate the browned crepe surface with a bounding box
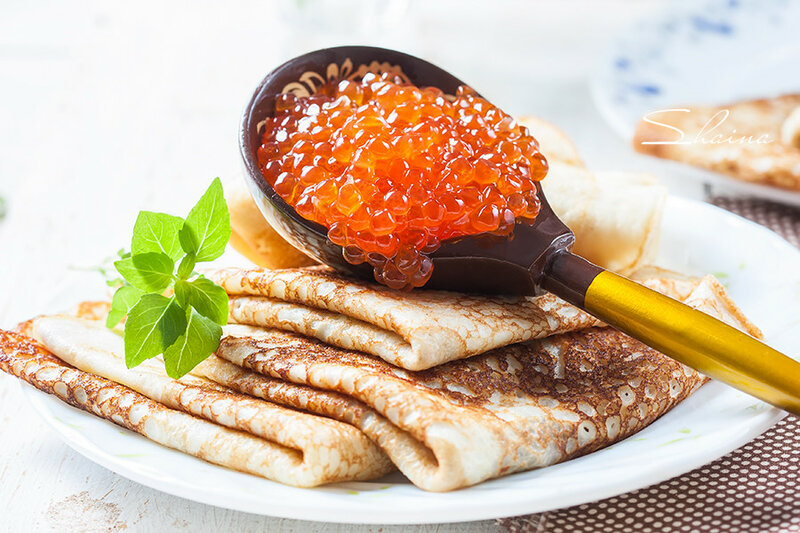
[208,266,603,371]
[204,274,758,491]
[215,319,702,490]
[207,267,756,372]
[3,324,393,488]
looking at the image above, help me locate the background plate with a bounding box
[23,197,797,524]
[592,0,800,205]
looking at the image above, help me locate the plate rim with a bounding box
[20,196,795,524]
[24,380,786,524]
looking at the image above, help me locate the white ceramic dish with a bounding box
[23,196,798,524]
[592,0,800,205]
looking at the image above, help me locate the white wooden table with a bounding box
[0,1,702,530]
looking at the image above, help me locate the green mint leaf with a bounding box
[124,294,186,367]
[179,178,230,261]
[113,257,145,290]
[163,309,222,379]
[177,253,196,280]
[114,253,174,292]
[131,211,185,261]
[174,276,228,325]
[108,178,232,376]
[178,223,197,255]
[106,285,145,328]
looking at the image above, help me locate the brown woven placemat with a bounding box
[497,196,800,533]
[710,196,800,248]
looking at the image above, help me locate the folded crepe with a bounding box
[206,267,699,371]
[8,317,393,488]
[202,274,759,491]
[633,94,800,190]
[516,116,665,273]
[542,163,666,274]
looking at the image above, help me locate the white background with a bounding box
[0,1,703,531]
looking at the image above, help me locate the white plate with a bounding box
[22,197,798,524]
[591,0,800,205]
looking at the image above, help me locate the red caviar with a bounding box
[257,72,548,289]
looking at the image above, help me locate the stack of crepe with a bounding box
[0,117,762,491]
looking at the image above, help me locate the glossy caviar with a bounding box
[257,72,548,289]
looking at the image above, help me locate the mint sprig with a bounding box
[108,178,231,378]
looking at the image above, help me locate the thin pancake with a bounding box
[209,266,602,371]
[542,163,666,274]
[207,268,747,372]
[0,330,390,487]
[12,318,393,487]
[633,94,800,190]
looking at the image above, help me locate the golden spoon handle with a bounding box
[584,271,800,415]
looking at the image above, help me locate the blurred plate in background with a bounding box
[592,0,800,205]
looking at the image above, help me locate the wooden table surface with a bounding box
[0,1,694,530]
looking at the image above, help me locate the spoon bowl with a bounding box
[239,46,576,295]
[240,46,800,416]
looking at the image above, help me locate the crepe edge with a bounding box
[0,329,394,487]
